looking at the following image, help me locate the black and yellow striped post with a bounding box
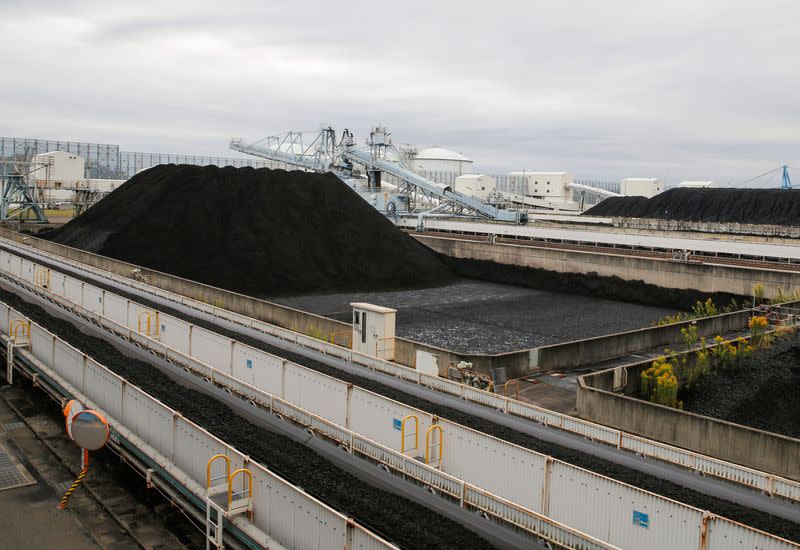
[59,468,88,510]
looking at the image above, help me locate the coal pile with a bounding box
[47,165,451,296]
[585,188,800,225]
[685,336,800,438]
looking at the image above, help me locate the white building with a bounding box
[620,177,663,198]
[411,147,473,175]
[507,171,572,200]
[678,180,717,189]
[454,174,496,201]
[30,151,86,203]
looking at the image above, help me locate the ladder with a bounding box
[205,454,253,550]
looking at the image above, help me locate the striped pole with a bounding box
[59,468,87,510]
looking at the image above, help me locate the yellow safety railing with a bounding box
[9,319,30,343]
[504,380,520,400]
[376,336,395,360]
[228,468,253,510]
[137,311,160,337]
[425,425,444,467]
[329,330,352,349]
[34,268,50,288]
[206,454,231,488]
[400,414,418,454]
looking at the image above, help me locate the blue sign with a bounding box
[246,359,253,369]
[393,418,402,431]
[633,510,649,528]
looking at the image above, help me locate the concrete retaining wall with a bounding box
[535,309,752,370]
[612,217,800,239]
[414,234,800,297]
[578,360,800,481]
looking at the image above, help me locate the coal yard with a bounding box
[3,143,800,550]
[274,280,675,353]
[585,187,800,225]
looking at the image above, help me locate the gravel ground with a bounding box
[685,334,800,438]
[0,287,494,550]
[274,279,675,354]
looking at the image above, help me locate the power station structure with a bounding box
[232,126,529,223]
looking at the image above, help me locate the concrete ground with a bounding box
[0,382,198,550]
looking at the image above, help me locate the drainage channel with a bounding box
[6,243,800,543]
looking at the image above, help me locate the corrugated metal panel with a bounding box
[351,435,463,498]
[64,276,82,304]
[84,358,124,418]
[53,338,84,391]
[250,462,348,550]
[462,385,506,409]
[29,323,53,365]
[50,271,66,297]
[283,366,348,427]
[159,314,190,354]
[0,305,8,332]
[231,343,282,394]
[348,523,400,550]
[171,417,244,485]
[6,254,21,277]
[82,284,104,314]
[548,461,703,550]
[19,258,34,282]
[103,292,128,327]
[349,387,432,452]
[121,383,174,460]
[440,418,545,511]
[706,517,799,550]
[774,477,800,502]
[191,326,232,373]
[464,485,620,550]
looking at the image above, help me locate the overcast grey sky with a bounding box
[2,0,798,185]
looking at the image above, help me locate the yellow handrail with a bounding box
[400,414,418,453]
[34,268,50,288]
[206,454,231,488]
[425,425,444,467]
[9,320,30,342]
[228,468,252,506]
[137,311,160,337]
[504,380,520,400]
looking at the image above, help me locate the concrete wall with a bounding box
[612,217,800,239]
[535,308,752,370]
[577,374,800,481]
[414,234,800,297]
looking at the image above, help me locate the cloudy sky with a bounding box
[2,1,798,185]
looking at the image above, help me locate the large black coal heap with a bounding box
[585,187,800,225]
[47,164,452,296]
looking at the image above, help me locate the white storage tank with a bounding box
[620,177,663,197]
[454,174,496,201]
[411,147,473,175]
[351,302,396,361]
[507,171,571,200]
[678,180,717,188]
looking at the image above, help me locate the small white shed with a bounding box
[351,302,396,361]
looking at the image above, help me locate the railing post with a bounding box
[345,384,352,430]
[541,456,553,516]
[280,360,287,399]
[699,511,712,550]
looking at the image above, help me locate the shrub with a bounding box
[680,323,699,350]
[642,357,680,408]
[748,315,769,349]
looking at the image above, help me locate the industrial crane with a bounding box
[231,126,527,224]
